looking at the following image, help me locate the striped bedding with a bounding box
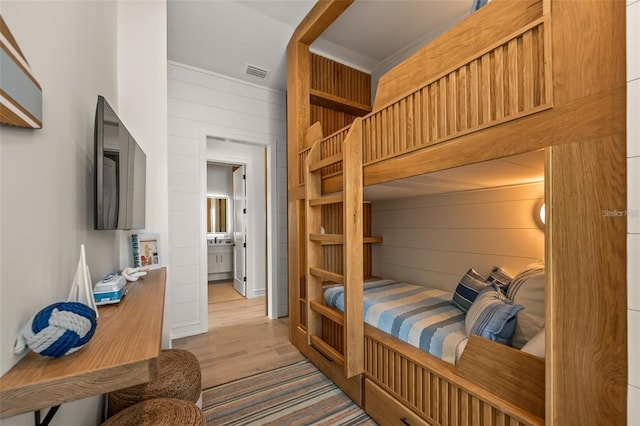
[324,279,468,364]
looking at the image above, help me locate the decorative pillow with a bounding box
[451,269,488,313]
[487,266,513,293]
[507,262,545,349]
[521,327,545,358]
[465,283,523,345]
[506,262,545,300]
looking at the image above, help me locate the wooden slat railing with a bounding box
[362,18,551,165]
[297,18,551,187]
[364,329,545,426]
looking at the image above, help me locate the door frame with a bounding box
[197,125,278,326]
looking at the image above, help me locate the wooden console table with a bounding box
[0,267,166,419]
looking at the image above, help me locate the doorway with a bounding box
[204,137,271,329]
[206,162,247,299]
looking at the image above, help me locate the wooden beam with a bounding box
[310,335,345,365]
[289,0,354,46]
[309,193,343,207]
[309,153,343,173]
[546,135,627,425]
[305,142,324,345]
[309,301,344,326]
[310,89,372,116]
[342,118,363,379]
[309,266,344,284]
[286,41,310,192]
[287,200,301,344]
[309,233,344,244]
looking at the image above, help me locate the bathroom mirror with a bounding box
[206,196,228,233]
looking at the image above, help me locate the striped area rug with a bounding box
[202,360,376,425]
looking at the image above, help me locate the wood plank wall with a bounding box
[310,53,371,137]
[311,53,371,105]
[371,183,544,293]
[320,202,375,280]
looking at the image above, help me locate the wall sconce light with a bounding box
[534,199,545,229]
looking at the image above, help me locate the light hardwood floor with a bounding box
[172,281,305,389]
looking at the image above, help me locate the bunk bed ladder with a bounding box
[305,118,364,379]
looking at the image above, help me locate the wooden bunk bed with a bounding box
[286,0,627,425]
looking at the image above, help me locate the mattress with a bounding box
[324,279,467,364]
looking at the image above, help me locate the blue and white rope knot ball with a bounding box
[14,302,97,358]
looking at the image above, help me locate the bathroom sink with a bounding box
[207,239,233,246]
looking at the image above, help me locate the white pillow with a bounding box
[521,327,545,358]
[454,337,469,364]
[507,263,545,349]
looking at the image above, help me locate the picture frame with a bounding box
[132,233,161,270]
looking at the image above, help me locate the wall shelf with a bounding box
[0,268,166,419]
[310,89,372,116]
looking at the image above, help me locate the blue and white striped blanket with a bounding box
[323,279,467,364]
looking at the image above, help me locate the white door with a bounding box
[233,166,247,296]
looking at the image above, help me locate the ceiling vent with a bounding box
[244,64,269,80]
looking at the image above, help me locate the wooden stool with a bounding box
[107,349,201,417]
[102,398,204,425]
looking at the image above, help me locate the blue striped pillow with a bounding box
[465,283,523,345]
[451,269,488,313]
[487,266,513,293]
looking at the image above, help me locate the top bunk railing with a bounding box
[298,127,349,186]
[297,17,552,187]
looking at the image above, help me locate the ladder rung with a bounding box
[309,193,343,207]
[310,335,344,364]
[310,267,344,284]
[309,301,344,326]
[364,236,383,244]
[309,153,343,173]
[309,233,344,244]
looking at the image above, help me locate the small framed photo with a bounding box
[132,233,161,270]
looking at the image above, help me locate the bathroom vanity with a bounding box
[207,239,233,280]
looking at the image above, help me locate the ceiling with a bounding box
[363,150,545,200]
[167,0,474,92]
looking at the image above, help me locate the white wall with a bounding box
[207,163,233,200]
[168,62,287,339]
[0,2,167,425]
[371,183,545,293]
[116,0,169,348]
[627,0,640,423]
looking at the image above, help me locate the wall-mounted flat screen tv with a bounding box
[94,95,146,230]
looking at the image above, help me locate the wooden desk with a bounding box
[0,268,166,419]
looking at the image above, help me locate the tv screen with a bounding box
[95,96,146,230]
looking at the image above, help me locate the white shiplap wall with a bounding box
[371,183,545,293]
[168,62,288,339]
[627,0,640,423]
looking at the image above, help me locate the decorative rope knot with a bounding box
[14,302,97,358]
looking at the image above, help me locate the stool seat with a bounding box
[102,398,204,425]
[107,349,201,417]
